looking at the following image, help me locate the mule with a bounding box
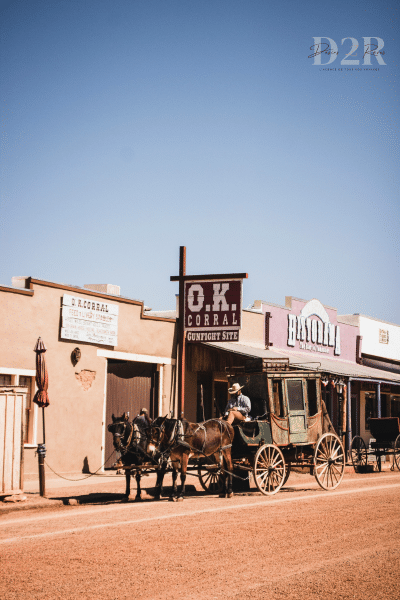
[107,412,155,501]
[147,417,234,501]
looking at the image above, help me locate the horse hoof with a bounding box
[226,492,234,498]
[122,496,130,503]
[176,496,184,502]
[169,496,178,502]
[134,496,142,502]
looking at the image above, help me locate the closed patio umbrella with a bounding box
[33,337,49,496]
[33,337,50,409]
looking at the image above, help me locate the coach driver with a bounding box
[223,383,251,425]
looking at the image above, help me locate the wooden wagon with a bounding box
[350,417,400,472]
[197,359,345,495]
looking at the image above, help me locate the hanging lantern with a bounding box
[336,379,345,394]
[321,376,329,387]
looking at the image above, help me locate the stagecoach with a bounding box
[197,358,345,495]
[108,357,345,500]
[350,417,400,473]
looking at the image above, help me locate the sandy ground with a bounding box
[1,470,400,600]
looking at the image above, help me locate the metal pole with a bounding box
[37,406,46,497]
[177,246,186,419]
[37,443,46,497]
[346,380,352,460]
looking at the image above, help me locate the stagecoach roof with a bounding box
[203,341,400,384]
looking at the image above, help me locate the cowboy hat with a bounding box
[228,383,244,394]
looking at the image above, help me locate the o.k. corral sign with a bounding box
[61,293,119,346]
[184,279,243,342]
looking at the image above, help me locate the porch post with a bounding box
[376,382,381,418]
[346,379,352,459]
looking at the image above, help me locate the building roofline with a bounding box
[0,285,34,296]
[3,278,175,323]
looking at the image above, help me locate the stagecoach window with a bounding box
[307,379,318,416]
[272,380,284,417]
[287,380,304,412]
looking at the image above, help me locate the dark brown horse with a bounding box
[107,412,159,501]
[147,417,234,501]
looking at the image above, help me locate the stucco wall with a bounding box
[239,309,264,346]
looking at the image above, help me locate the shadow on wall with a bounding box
[82,457,90,474]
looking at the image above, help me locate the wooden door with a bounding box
[0,386,26,495]
[286,379,308,443]
[104,360,157,468]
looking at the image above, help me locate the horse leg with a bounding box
[169,461,179,501]
[222,449,234,498]
[177,452,189,501]
[135,470,142,501]
[124,469,131,501]
[154,461,167,500]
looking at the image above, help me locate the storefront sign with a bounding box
[184,279,242,341]
[287,299,341,355]
[186,330,239,342]
[61,294,119,346]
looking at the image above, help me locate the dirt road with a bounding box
[1,471,399,600]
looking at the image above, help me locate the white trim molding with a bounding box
[0,367,36,376]
[97,349,174,365]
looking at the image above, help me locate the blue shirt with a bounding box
[225,393,251,417]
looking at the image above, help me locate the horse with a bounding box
[147,416,234,501]
[107,412,156,501]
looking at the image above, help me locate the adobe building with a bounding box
[0,277,176,478]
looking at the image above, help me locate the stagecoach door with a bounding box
[104,360,157,468]
[286,379,308,443]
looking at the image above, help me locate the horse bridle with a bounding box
[110,420,134,454]
[149,419,181,459]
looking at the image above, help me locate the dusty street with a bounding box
[1,471,400,600]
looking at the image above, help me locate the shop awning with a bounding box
[203,341,400,384]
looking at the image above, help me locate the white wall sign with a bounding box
[61,294,119,346]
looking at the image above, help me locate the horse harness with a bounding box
[154,418,233,458]
[111,420,148,458]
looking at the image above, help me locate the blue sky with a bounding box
[1,0,399,323]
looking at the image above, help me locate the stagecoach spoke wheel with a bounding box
[394,434,400,471]
[350,436,368,472]
[197,463,225,494]
[253,444,286,496]
[314,433,345,490]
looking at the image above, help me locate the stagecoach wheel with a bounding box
[350,436,368,472]
[394,435,400,471]
[253,444,286,496]
[314,433,345,490]
[197,464,225,494]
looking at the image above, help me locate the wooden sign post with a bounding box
[171,246,247,419]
